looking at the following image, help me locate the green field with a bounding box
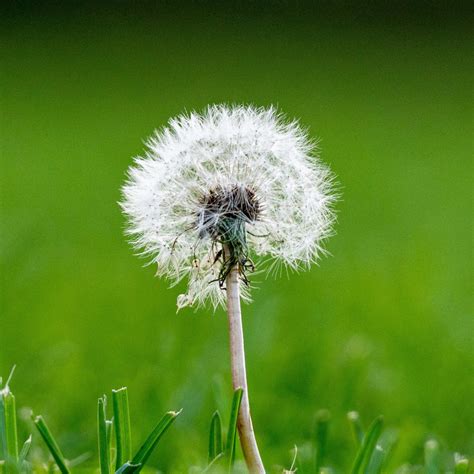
[1,3,472,472]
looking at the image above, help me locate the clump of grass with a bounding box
[33,386,180,474]
[206,387,243,473]
[0,372,471,473]
[0,367,32,474]
[283,410,470,474]
[1,372,180,473]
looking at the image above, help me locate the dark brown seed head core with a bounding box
[197,185,260,287]
[197,185,261,240]
[200,185,261,223]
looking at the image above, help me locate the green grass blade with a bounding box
[107,418,115,469]
[131,410,180,471]
[112,388,132,469]
[454,454,469,474]
[208,411,223,463]
[69,452,92,468]
[204,453,225,473]
[106,419,113,449]
[18,435,32,465]
[314,409,330,473]
[98,396,111,474]
[366,444,385,474]
[33,415,70,474]
[0,396,5,461]
[115,462,141,473]
[347,411,364,447]
[368,428,397,474]
[359,416,384,474]
[424,439,440,474]
[1,387,19,468]
[350,416,383,474]
[224,388,244,470]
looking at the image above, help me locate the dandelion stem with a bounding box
[225,254,265,474]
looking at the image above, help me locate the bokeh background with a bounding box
[1,1,472,472]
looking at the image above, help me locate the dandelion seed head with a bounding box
[121,104,337,309]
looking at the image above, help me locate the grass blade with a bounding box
[115,462,141,473]
[33,415,70,474]
[314,409,330,473]
[204,453,225,473]
[359,416,384,474]
[0,394,5,461]
[347,411,364,447]
[224,388,244,470]
[98,396,111,474]
[69,452,92,468]
[424,439,440,474]
[0,386,19,468]
[368,428,397,474]
[18,435,32,465]
[366,444,385,474]
[106,419,113,448]
[208,411,223,463]
[131,410,180,471]
[112,388,132,469]
[350,415,383,474]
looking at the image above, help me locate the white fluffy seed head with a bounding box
[121,104,337,309]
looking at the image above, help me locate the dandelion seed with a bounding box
[121,104,336,309]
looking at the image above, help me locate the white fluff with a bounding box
[121,105,336,309]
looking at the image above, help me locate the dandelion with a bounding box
[121,105,335,309]
[121,104,337,473]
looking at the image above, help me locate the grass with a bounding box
[0,2,472,473]
[0,375,471,473]
[1,378,180,473]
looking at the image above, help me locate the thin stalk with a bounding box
[225,261,265,474]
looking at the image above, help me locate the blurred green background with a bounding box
[1,1,472,471]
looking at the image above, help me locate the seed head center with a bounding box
[197,185,261,241]
[197,185,260,287]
